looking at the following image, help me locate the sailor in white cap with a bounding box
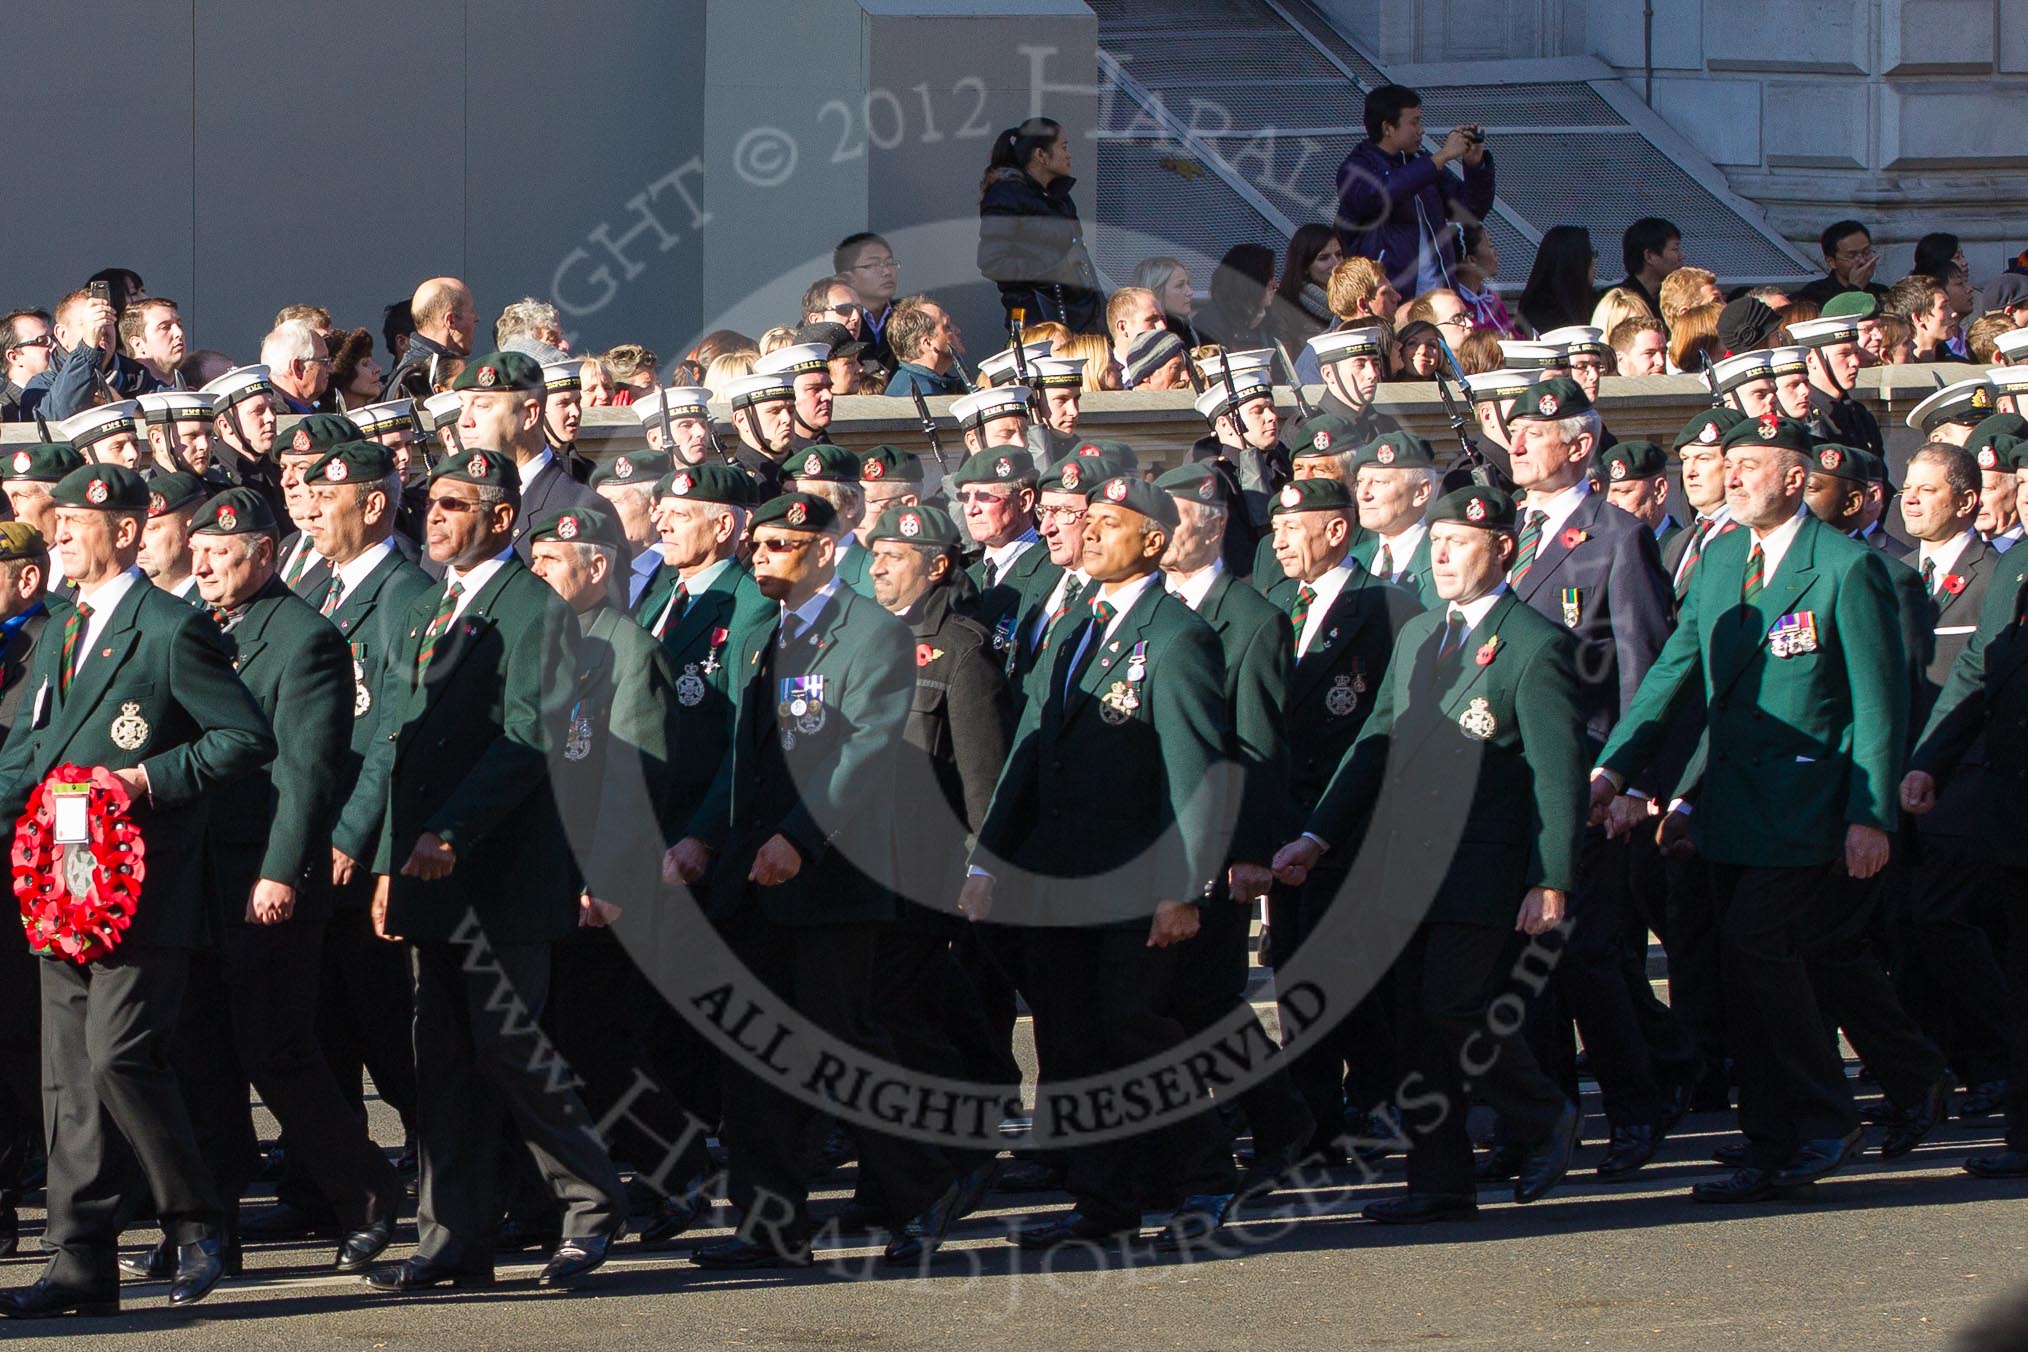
[420,389,463,462]
[1992,328,2028,369]
[1194,347,1276,389]
[754,342,833,447]
[345,398,428,549]
[1537,327,1608,400]
[1985,363,2028,416]
[1462,366,1535,452]
[1787,313,1885,456]
[1767,346,1815,422]
[1029,356,1085,461]
[1306,324,1393,442]
[1496,338,1567,374]
[975,339,1053,388]
[950,385,1032,458]
[722,370,796,497]
[136,389,218,478]
[538,359,591,482]
[1906,377,2000,447]
[1191,371,1289,572]
[58,400,143,470]
[633,385,717,466]
[200,363,279,462]
[1709,349,1779,418]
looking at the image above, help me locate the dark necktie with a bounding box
[417,582,462,674]
[1920,556,1937,594]
[1039,576,1088,652]
[1376,543,1394,579]
[1741,544,1766,605]
[1674,516,1714,598]
[652,582,688,639]
[319,576,345,618]
[59,600,93,695]
[982,557,1000,589]
[1436,608,1468,665]
[1289,583,1317,635]
[284,539,316,588]
[1066,596,1115,696]
[1510,510,1546,583]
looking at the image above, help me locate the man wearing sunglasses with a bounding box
[1,311,54,422]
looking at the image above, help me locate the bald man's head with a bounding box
[411,277,478,356]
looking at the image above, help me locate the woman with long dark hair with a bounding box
[1516,225,1598,337]
[1266,223,1342,349]
[1194,243,1279,351]
[977,116,1104,334]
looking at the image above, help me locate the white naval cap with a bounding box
[721,371,795,410]
[976,340,1054,386]
[633,385,714,424]
[1537,325,1606,356]
[1192,372,1274,422]
[1307,325,1388,363]
[1906,377,1999,433]
[422,390,464,431]
[349,398,419,439]
[950,385,1031,430]
[198,363,273,409]
[1496,339,1566,370]
[1785,315,1863,348]
[135,390,217,424]
[753,343,831,378]
[1028,356,1085,388]
[1461,367,1535,404]
[1710,350,1777,394]
[58,400,141,445]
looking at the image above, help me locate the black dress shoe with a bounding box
[1772,1129,1862,1187]
[1473,1143,1525,1183]
[690,1236,811,1270]
[118,1239,174,1281]
[1010,1210,1140,1250]
[363,1257,496,1292]
[1959,1080,2008,1118]
[1880,1074,1951,1160]
[883,1181,962,1265]
[993,1158,1066,1194]
[492,1215,560,1255]
[1596,1123,1661,1181]
[1362,1192,1477,1224]
[1151,1195,1236,1253]
[1964,1150,2028,1179]
[0,1278,119,1318]
[950,1161,997,1222]
[1658,1077,1694,1132]
[1711,1140,1750,1167]
[239,1201,338,1240]
[1230,1140,1306,1214]
[811,1125,854,1175]
[1515,1102,1579,1203]
[169,1238,224,1308]
[335,1213,396,1274]
[538,1230,618,1287]
[1690,1167,1776,1204]
[638,1187,710,1248]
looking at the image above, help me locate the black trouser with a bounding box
[1024,924,1238,1219]
[1394,921,1568,1197]
[1905,837,2011,1085]
[1708,863,1857,1165]
[409,938,623,1272]
[0,940,40,1211]
[1267,864,1400,1146]
[38,953,222,1294]
[1659,849,1729,1078]
[716,911,953,1246]
[1804,872,1947,1110]
[957,920,1027,1092]
[172,912,402,1232]
[316,902,418,1134]
[1168,888,1313,1157]
[1995,866,2028,1151]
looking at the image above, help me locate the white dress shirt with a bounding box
[1747,504,1810,584]
[326,538,396,607]
[1065,569,1162,696]
[1521,479,1592,541]
[516,448,556,489]
[1918,528,1977,590]
[1166,558,1223,610]
[441,549,512,625]
[1291,562,1355,657]
[72,567,143,677]
[1368,522,1427,580]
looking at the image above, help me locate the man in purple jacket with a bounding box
[1333,85,1496,301]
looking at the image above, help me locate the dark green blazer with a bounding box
[207,578,353,903]
[1600,512,1909,868]
[325,546,437,878]
[0,573,276,950]
[1351,529,1438,609]
[835,540,874,598]
[964,536,1061,669]
[652,561,777,839]
[1267,566,1423,824]
[1910,560,2028,866]
[0,606,49,739]
[1191,569,1291,868]
[1909,538,2004,839]
[1307,590,1588,927]
[694,581,913,927]
[976,577,1228,926]
[358,556,583,944]
[1252,520,1374,595]
[1004,562,1083,719]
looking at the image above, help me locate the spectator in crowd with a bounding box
[1106,287,1165,380]
[382,276,478,401]
[1454,326,1504,375]
[1966,313,2015,366]
[1609,316,1669,376]
[604,344,659,398]
[275,303,334,339]
[1797,219,1888,307]
[1914,231,1967,285]
[1935,263,1977,358]
[1269,224,1343,350]
[87,265,145,315]
[180,349,233,389]
[0,309,54,419]
[382,299,414,362]
[495,297,566,351]
[836,231,900,369]
[1391,320,1442,380]
[1022,320,1071,350]
[120,297,187,389]
[1875,313,1915,363]
[328,328,384,409]
[884,296,969,397]
[1055,332,1118,392]
[1332,83,1494,298]
[757,326,798,356]
[801,275,866,344]
[688,329,755,369]
[702,350,759,399]
[1617,217,1682,326]
[1394,287,1474,363]
[1666,301,1723,374]
[1133,256,1202,349]
[579,356,616,407]
[1289,256,1401,385]
[1193,243,1278,352]
[19,286,158,419]
[1516,225,1597,336]
[1657,266,1721,331]
[1589,285,1654,342]
[260,319,331,415]
[977,116,1103,334]
[1886,274,1955,363]
[1979,272,2028,326]
[1452,223,1517,338]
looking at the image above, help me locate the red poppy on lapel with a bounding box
[1560,527,1587,549]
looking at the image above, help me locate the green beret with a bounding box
[50,464,149,512]
[859,445,924,485]
[0,522,46,560]
[1719,413,1815,456]
[1987,432,2028,472]
[1673,408,1745,452]
[1808,443,1868,483]
[788,444,861,484]
[1352,431,1437,472]
[280,413,364,458]
[2,442,83,484]
[1154,462,1232,510]
[589,452,656,490]
[450,351,544,397]
[189,487,276,536]
[1040,455,1117,495]
[1086,473,1179,530]
[1967,414,2028,472]
[526,504,626,552]
[1507,375,1591,422]
[1067,438,1139,469]
[1291,413,1357,459]
[867,503,964,549]
[305,440,396,487]
[1820,291,1879,320]
[429,447,519,497]
[1599,439,1668,483]
[654,462,751,505]
[1851,446,1892,489]
[1428,484,1518,531]
[947,449,1036,488]
[750,491,838,534]
[147,472,208,517]
[1270,478,1353,515]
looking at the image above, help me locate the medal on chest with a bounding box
[1767,611,1820,658]
[1325,664,1365,718]
[677,664,707,707]
[563,699,593,762]
[109,701,149,751]
[1560,587,1582,628]
[1458,697,1497,741]
[780,673,827,744]
[349,643,371,718]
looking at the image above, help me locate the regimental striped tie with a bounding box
[1674,516,1713,598]
[1436,608,1468,664]
[284,539,315,588]
[1920,556,1937,594]
[1289,583,1317,636]
[1375,543,1394,579]
[416,582,463,675]
[319,576,345,618]
[1741,543,1765,605]
[651,582,687,639]
[983,557,1000,589]
[1039,576,1088,652]
[59,601,92,696]
[1510,510,1546,583]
